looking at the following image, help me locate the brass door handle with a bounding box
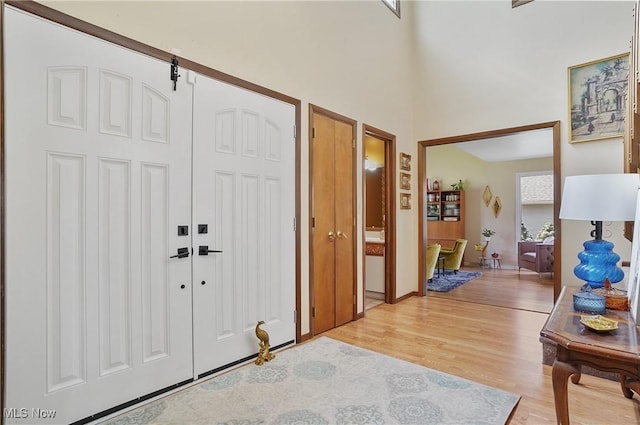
[337,231,348,239]
[328,231,336,241]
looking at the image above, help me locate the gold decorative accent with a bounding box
[255,321,275,365]
[482,185,493,207]
[493,196,502,218]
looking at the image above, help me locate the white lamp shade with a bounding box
[559,173,640,221]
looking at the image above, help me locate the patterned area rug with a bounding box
[103,336,519,425]
[428,270,482,292]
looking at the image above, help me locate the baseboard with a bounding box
[394,291,418,304]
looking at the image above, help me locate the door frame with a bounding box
[0,0,303,415]
[362,124,397,305]
[417,121,562,299]
[308,104,357,336]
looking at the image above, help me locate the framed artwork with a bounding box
[482,185,493,207]
[568,53,629,143]
[400,172,411,190]
[512,0,533,7]
[493,196,502,218]
[627,191,640,323]
[400,193,411,209]
[400,152,411,171]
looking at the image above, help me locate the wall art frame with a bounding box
[400,152,411,171]
[568,53,629,143]
[400,193,411,210]
[493,196,502,218]
[482,185,493,207]
[400,172,411,190]
[512,0,533,8]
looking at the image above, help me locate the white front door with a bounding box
[5,8,193,423]
[192,75,296,376]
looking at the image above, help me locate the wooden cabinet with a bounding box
[426,190,465,249]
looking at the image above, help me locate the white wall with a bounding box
[413,0,634,285]
[41,0,419,335]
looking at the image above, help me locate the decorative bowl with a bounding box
[580,315,618,332]
[491,253,499,258]
[572,291,606,315]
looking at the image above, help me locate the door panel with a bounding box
[312,113,337,335]
[192,75,296,376]
[311,112,355,334]
[5,8,193,423]
[334,120,355,326]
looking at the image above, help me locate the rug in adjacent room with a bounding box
[103,336,519,425]
[428,270,482,292]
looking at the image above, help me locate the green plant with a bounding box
[520,222,533,241]
[482,228,495,238]
[536,222,554,241]
[450,179,464,190]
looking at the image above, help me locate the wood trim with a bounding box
[417,143,425,297]
[394,291,417,303]
[1,1,5,418]
[308,104,358,335]
[418,120,562,302]
[362,124,397,304]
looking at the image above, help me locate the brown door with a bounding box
[311,109,355,335]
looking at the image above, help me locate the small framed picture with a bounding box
[400,152,411,171]
[400,172,411,190]
[400,193,412,209]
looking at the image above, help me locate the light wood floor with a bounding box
[426,266,555,313]
[341,276,640,424]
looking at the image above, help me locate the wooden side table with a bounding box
[540,287,640,424]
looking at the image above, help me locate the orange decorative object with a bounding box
[592,278,629,311]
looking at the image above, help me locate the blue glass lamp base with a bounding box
[573,239,624,289]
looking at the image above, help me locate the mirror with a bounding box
[365,134,386,229]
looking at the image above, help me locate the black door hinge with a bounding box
[171,58,181,91]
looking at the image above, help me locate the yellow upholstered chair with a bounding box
[426,243,441,283]
[440,239,468,274]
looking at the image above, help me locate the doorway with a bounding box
[363,124,397,307]
[417,121,562,302]
[309,105,357,335]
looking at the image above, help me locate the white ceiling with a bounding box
[453,127,553,162]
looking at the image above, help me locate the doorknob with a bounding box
[199,245,223,256]
[337,231,348,239]
[169,247,190,259]
[328,231,336,241]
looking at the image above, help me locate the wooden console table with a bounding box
[540,287,640,424]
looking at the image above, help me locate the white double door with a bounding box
[4,7,295,424]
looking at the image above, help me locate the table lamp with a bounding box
[559,173,639,288]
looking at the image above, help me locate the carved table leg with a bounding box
[552,359,581,425]
[621,374,640,399]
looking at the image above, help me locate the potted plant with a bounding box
[482,228,495,241]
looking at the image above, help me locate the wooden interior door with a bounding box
[334,120,355,326]
[311,109,355,335]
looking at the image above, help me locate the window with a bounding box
[382,0,400,18]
